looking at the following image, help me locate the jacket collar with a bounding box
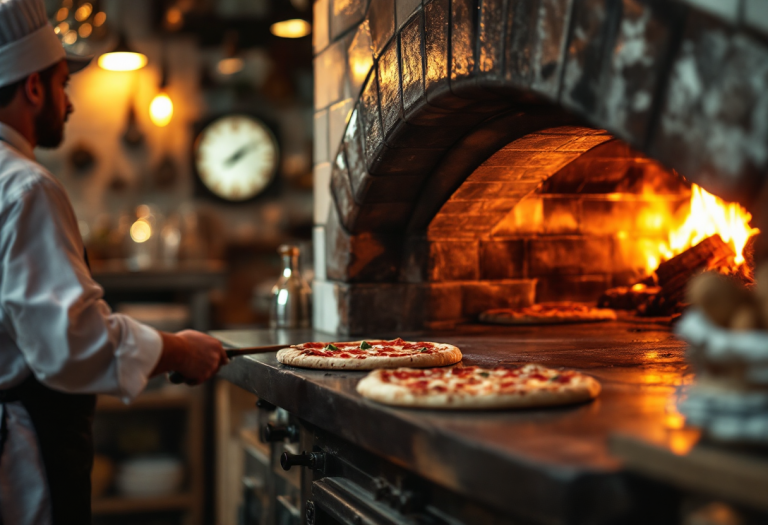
[0,122,35,160]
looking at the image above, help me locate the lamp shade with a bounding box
[98,33,147,71]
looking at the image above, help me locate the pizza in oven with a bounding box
[356,364,601,409]
[480,302,617,325]
[276,339,462,370]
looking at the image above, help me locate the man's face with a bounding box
[35,61,73,148]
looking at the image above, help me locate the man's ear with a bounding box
[23,72,45,111]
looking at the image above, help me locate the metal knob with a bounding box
[280,451,325,471]
[261,423,298,443]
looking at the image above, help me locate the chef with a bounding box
[0,0,229,523]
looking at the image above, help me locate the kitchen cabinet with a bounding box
[92,384,205,525]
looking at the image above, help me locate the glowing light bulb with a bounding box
[149,92,173,127]
[270,19,311,38]
[98,52,148,72]
[130,219,152,243]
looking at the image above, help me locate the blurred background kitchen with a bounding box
[38,1,315,523]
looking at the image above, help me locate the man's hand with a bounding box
[153,330,229,384]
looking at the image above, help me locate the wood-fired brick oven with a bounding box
[312,0,768,335]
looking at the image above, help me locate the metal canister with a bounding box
[270,244,312,329]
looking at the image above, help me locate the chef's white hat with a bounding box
[0,0,91,88]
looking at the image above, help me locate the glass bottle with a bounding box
[270,245,312,329]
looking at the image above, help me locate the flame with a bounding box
[643,184,759,272]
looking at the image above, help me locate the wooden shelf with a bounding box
[92,492,194,514]
[96,387,194,412]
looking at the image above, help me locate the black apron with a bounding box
[0,377,96,524]
[0,248,96,524]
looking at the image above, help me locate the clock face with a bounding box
[194,115,279,201]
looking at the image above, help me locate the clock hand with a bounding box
[224,142,258,167]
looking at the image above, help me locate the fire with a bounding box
[644,184,759,272]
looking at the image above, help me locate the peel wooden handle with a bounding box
[168,344,291,384]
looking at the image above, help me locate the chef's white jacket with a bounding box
[0,122,163,524]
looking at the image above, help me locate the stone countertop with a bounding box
[213,323,691,524]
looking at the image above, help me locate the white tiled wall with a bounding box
[312,279,340,334]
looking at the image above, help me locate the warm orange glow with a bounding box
[149,92,173,127]
[78,23,92,38]
[54,22,69,35]
[270,19,311,38]
[93,12,106,27]
[166,7,183,26]
[217,57,244,75]
[75,3,92,22]
[642,184,759,272]
[56,7,68,21]
[98,52,148,72]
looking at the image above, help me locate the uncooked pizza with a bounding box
[276,339,462,370]
[480,302,617,325]
[356,364,601,409]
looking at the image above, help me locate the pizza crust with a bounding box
[356,366,601,409]
[480,303,617,325]
[276,340,462,370]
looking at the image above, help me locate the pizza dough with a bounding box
[480,302,617,325]
[356,364,601,409]
[276,339,462,370]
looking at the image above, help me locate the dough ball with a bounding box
[730,304,761,331]
[686,272,748,327]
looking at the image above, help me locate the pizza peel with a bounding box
[168,344,289,384]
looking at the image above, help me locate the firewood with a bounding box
[656,235,735,287]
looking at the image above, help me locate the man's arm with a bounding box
[154,330,229,383]
[0,174,226,398]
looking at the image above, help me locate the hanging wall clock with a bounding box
[193,114,280,202]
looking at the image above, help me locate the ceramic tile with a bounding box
[424,0,450,98]
[396,0,421,29]
[377,40,402,138]
[314,109,329,165]
[313,226,327,281]
[312,279,340,334]
[314,40,347,109]
[505,0,537,86]
[343,108,369,196]
[651,11,768,203]
[478,0,506,77]
[359,70,384,164]
[599,0,672,144]
[346,20,374,98]
[400,13,424,114]
[313,0,330,54]
[313,162,333,224]
[331,0,368,41]
[329,98,355,159]
[531,0,573,99]
[451,0,475,81]
[368,0,395,57]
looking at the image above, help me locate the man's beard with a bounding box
[34,94,66,148]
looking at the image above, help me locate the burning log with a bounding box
[600,235,743,317]
[655,235,735,289]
